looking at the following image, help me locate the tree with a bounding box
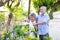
[0,0,21,32]
[28,0,31,19]
[49,0,60,19]
[32,0,57,19]
[0,0,4,7]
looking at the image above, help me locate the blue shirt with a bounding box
[37,14,50,35]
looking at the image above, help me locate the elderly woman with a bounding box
[25,13,37,37]
[28,13,37,37]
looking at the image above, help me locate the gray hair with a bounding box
[29,13,36,19]
[40,6,47,10]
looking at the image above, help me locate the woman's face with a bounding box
[30,16,35,22]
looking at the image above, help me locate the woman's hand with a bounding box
[27,31,30,35]
[33,22,37,26]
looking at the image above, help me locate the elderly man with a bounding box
[34,6,50,40]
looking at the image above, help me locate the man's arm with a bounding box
[33,21,45,26]
[34,15,50,25]
[36,21,45,25]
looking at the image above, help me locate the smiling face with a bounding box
[40,6,46,14]
[30,16,35,22]
[29,14,36,22]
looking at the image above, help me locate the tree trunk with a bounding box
[49,9,54,19]
[6,13,13,33]
[28,0,31,19]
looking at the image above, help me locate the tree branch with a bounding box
[9,1,14,8]
[7,0,10,8]
[49,1,60,19]
[15,2,20,7]
[15,0,20,7]
[0,0,4,7]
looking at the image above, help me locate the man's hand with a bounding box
[33,21,45,25]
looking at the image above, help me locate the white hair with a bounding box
[40,6,47,10]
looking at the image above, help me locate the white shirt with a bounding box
[28,21,35,37]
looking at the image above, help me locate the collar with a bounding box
[40,14,45,17]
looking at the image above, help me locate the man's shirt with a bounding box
[37,14,50,35]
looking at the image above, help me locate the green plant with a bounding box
[0,12,5,21]
[44,36,53,40]
[1,25,53,40]
[13,25,29,37]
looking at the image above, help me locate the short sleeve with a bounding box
[43,15,50,23]
[36,17,38,23]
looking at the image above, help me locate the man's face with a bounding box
[40,8,46,14]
